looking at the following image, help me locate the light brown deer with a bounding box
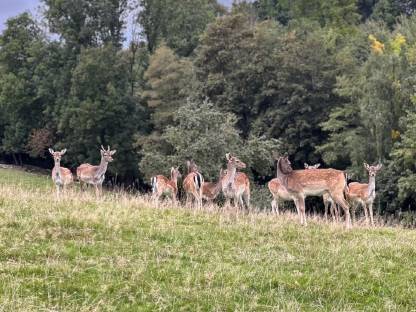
[267,177,295,215]
[183,160,204,208]
[346,163,382,226]
[151,167,181,203]
[76,145,116,197]
[202,168,226,203]
[277,156,350,227]
[304,163,340,222]
[222,153,250,210]
[49,148,73,198]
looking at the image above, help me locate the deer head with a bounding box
[171,166,181,180]
[186,160,198,174]
[364,163,382,177]
[277,156,293,175]
[49,148,67,163]
[304,163,321,169]
[100,145,116,163]
[225,153,246,169]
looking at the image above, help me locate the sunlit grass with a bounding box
[0,168,415,311]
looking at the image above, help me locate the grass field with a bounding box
[0,168,415,311]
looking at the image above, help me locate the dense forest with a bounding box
[1,0,416,216]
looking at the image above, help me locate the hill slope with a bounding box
[0,168,415,311]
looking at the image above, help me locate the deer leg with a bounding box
[271,199,278,215]
[332,193,351,228]
[243,190,250,212]
[363,203,369,225]
[295,197,306,226]
[324,199,329,221]
[56,185,60,200]
[368,202,374,226]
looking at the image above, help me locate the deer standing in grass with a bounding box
[304,163,340,222]
[346,163,382,226]
[76,146,116,197]
[151,167,181,204]
[49,148,73,199]
[183,160,204,208]
[222,153,250,210]
[277,156,350,227]
[202,168,226,203]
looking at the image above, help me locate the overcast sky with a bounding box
[0,0,235,33]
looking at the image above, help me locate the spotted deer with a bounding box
[76,145,116,197]
[151,167,181,203]
[304,163,340,222]
[49,148,73,199]
[183,160,204,208]
[222,153,250,210]
[346,163,382,226]
[277,156,350,227]
[202,168,226,203]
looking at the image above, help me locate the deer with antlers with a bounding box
[277,156,350,227]
[346,163,382,226]
[49,148,73,199]
[202,168,226,203]
[222,153,250,210]
[183,160,204,208]
[76,145,116,197]
[151,166,181,203]
[304,163,340,222]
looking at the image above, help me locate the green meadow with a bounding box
[0,168,415,311]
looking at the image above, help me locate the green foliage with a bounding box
[139,99,279,181]
[142,44,194,130]
[138,0,225,56]
[42,0,128,49]
[59,45,140,178]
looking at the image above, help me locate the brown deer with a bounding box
[277,156,350,227]
[49,148,73,198]
[221,153,250,210]
[76,145,116,197]
[304,163,340,222]
[346,163,382,226]
[183,160,204,208]
[151,167,181,203]
[202,168,226,203]
[267,178,295,215]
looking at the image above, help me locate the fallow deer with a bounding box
[202,168,226,203]
[222,153,250,210]
[151,166,181,203]
[277,156,350,227]
[346,163,382,226]
[49,148,73,198]
[304,163,340,222]
[183,160,204,208]
[267,177,295,215]
[76,145,116,197]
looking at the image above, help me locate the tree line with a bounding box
[1,0,416,220]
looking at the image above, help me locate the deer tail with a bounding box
[151,176,157,194]
[193,172,203,191]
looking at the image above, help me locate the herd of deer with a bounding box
[48,147,382,228]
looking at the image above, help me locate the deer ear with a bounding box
[376,163,383,170]
[316,163,321,168]
[304,163,308,169]
[225,153,230,160]
[364,163,369,170]
[48,148,54,154]
[110,150,116,155]
[60,149,67,155]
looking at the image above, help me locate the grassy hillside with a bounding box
[0,168,415,311]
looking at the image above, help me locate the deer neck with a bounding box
[53,160,62,176]
[171,174,178,190]
[213,175,224,196]
[225,163,237,189]
[368,175,376,198]
[97,157,109,177]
